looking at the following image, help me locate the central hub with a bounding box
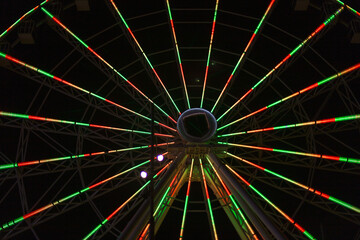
[177,108,217,143]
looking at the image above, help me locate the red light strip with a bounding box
[226,153,360,214]
[215,7,344,120]
[0,0,49,39]
[218,114,360,137]
[139,165,180,239]
[0,141,173,170]
[200,0,220,108]
[179,158,194,239]
[41,7,177,124]
[83,163,172,240]
[205,156,259,239]
[109,0,181,115]
[218,142,360,164]
[0,51,176,132]
[211,0,276,113]
[0,111,174,138]
[218,63,360,131]
[0,159,162,231]
[226,165,316,239]
[335,0,360,16]
[199,158,218,240]
[166,0,191,109]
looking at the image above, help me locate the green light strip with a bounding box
[83,181,151,240]
[218,63,360,131]
[219,142,360,164]
[179,158,194,239]
[109,0,181,115]
[83,161,173,239]
[227,165,316,239]
[0,110,173,137]
[199,158,218,240]
[41,7,177,124]
[211,0,276,113]
[205,156,258,239]
[0,143,173,170]
[200,0,220,108]
[335,0,360,16]
[217,114,360,137]
[216,7,343,121]
[226,152,360,214]
[0,51,177,132]
[0,0,49,39]
[0,160,150,231]
[166,0,191,109]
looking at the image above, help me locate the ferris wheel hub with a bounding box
[177,108,217,143]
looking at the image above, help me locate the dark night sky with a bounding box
[0,0,360,239]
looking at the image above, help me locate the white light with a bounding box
[140,171,147,179]
[157,154,164,162]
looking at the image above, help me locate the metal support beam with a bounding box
[207,153,286,240]
[119,153,188,240]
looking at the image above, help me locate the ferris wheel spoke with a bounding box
[0,0,49,40]
[0,143,173,170]
[178,158,194,239]
[109,0,182,115]
[218,114,360,137]
[219,142,360,164]
[199,0,220,109]
[0,160,151,232]
[199,158,218,240]
[40,7,177,124]
[166,0,191,109]
[226,153,360,214]
[0,111,174,138]
[83,162,172,240]
[226,165,316,240]
[211,0,276,113]
[335,0,360,16]
[139,168,180,240]
[216,7,344,121]
[218,63,360,131]
[0,51,177,132]
[205,156,258,240]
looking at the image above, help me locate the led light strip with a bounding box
[211,0,276,112]
[216,7,344,121]
[139,168,180,240]
[109,0,181,115]
[0,0,50,39]
[218,114,360,137]
[226,165,316,240]
[0,51,176,132]
[200,0,220,108]
[0,110,174,138]
[0,142,173,170]
[199,158,218,240]
[40,7,177,124]
[205,156,258,240]
[226,152,360,214]
[218,142,360,164]
[179,158,194,239]
[218,63,360,131]
[166,0,191,109]
[335,0,360,16]
[0,159,158,231]
[83,161,172,240]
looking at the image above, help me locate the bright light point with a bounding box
[157,155,164,161]
[140,171,147,179]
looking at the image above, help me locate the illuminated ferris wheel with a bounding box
[0,0,359,239]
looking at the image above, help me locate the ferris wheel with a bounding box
[0,0,359,239]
